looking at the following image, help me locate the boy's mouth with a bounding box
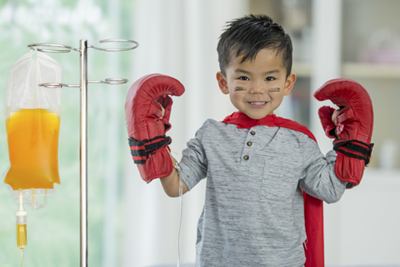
[249,101,266,105]
[248,101,267,108]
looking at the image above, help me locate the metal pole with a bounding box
[80,39,88,267]
[27,39,136,267]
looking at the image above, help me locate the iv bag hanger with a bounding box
[27,39,138,267]
[28,39,138,87]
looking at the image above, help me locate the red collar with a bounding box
[222,112,317,143]
[222,112,278,128]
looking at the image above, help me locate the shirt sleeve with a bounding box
[179,122,209,190]
[299,136,347,204]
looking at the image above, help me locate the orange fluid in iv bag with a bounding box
[5,109,61,190]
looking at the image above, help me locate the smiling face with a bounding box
[217,48,296,119]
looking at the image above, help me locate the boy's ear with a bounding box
[216,72,229,95]
[283,73,297,96]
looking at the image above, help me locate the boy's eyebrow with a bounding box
[234,68,251,74]
[234,69,281,75]
[263,69,280,75]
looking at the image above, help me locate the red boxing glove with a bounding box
[314,78,374,188]
[125,74,185,183]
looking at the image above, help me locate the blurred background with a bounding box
[0,0,399,266]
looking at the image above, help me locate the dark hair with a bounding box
[217,14,292,78]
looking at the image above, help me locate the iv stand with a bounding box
[27,39,138,267]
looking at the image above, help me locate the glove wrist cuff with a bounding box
[129,135,172,164]
[333,139,374,166]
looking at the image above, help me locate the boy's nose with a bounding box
[249,82,264,94]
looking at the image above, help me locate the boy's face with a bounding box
[217,48,296,120]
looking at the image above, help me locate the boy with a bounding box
[162,14,345,266]
[126,14,373,267]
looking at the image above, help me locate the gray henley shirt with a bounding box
[179,118,347,267]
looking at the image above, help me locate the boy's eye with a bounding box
[238,76,249,81]
[265,76,275,81]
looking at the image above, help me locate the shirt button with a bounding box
[243,155,249,161]
[250,131,256,135]
[247,141,252,147]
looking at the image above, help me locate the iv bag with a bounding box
[4,50,62,191]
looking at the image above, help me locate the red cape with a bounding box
[222,112,324,267]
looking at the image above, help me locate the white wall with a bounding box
[122,0,400,266]
[324,169,400,265]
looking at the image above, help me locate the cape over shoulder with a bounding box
[222,112,317,143]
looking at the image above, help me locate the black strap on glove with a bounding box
[333,139,374,166]
[129,135,172,164]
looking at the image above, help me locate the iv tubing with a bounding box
[177,175,183,267]
[20,249,24,267]
[175,162,183,267]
